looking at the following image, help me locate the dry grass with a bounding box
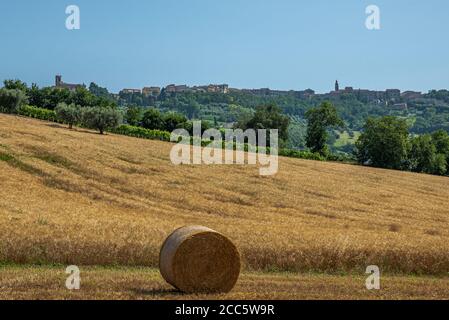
[1,114,449,276]
[0,265,447,300]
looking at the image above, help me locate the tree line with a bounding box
[0,80,122,134]
[356,116,449,175]
[1,78,448,177]
[0,79,201,135]
[305,101,449,176]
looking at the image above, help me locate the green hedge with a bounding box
[17,105,58,122]
[279,149,326,161]
[111,125,171,141]
[9,106,343,164]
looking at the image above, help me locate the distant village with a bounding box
[119,84,229,96]
[54,75,423,109]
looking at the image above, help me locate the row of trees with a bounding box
[0,80,122,135]
[0,80,223,136]
[3,79,116,110]
[123,105,204,134]
[55,103,122,134]
[2,78,449,176]
[124,104,292,144]
[356,116,449,175]
[303,102,449,176]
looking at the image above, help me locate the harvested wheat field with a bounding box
[1,265,448,300]
[0,114,448,299]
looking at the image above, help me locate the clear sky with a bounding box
[0,0,448,93]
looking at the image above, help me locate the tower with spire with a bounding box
[335,80,339,92]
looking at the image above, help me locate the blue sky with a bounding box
[0,0,448,93]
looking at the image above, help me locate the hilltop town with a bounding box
[3,74,449,163]
[54,75,425,110]
[116,80,424,107]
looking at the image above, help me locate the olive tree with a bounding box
[55,103,82,129]
[0,89,28,113]
[82,107,122,134]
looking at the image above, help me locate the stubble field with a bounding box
[0,114,448,299]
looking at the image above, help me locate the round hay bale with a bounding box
[159,226,241,294]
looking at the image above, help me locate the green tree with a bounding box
[28,83,44,107]
[163,112,189,132]
[408,130,449,175]
[0,89,28,113]
[305,101,343,155]
[71,87,94,107]
[37,87,71,110]
[55,103,82,129]
[409,134,438,173]
[432,130,449,168]
[3,79,28,92]
[89,82,110,99]
[432,153,447,176]
[82,107,122,134]
[125,105,143,126]
[142,108,165,130]
[238,104,290,146]
[356,116,409,170]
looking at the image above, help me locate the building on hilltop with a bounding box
[297,89,315,99]
[206,84,229,94]
[386,89,401,101]
[119,87,161,96]
[239,87,315,98]
[241,88,271,95]
[325,81,402,104]
[165,84,189,93]
[118,84,229,96]
[401,91,422,100]
[120,88,142,95]
[165,84,229,94]
[54,75,85,91]
[241,88,294,96]
[142,87,161,97]
[355,89,385,104]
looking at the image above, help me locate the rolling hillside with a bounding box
[1,113,449,277]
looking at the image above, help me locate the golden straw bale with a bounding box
[160,226,241,293]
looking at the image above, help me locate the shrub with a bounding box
[0,89,28,113]
[3,79,28,91]
[55,103,82,129]
[279,149,326,161]
[17,105,57,122]
[111,125,171,141]
[125,105,144,126]
[82,107,122,134]
[141,108,165,131]
[163,112,189,132]
[326,152,356,163]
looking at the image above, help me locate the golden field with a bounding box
[0,113,448,299]
[1,265,448,300]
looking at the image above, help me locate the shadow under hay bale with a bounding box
[159,226,241,294]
